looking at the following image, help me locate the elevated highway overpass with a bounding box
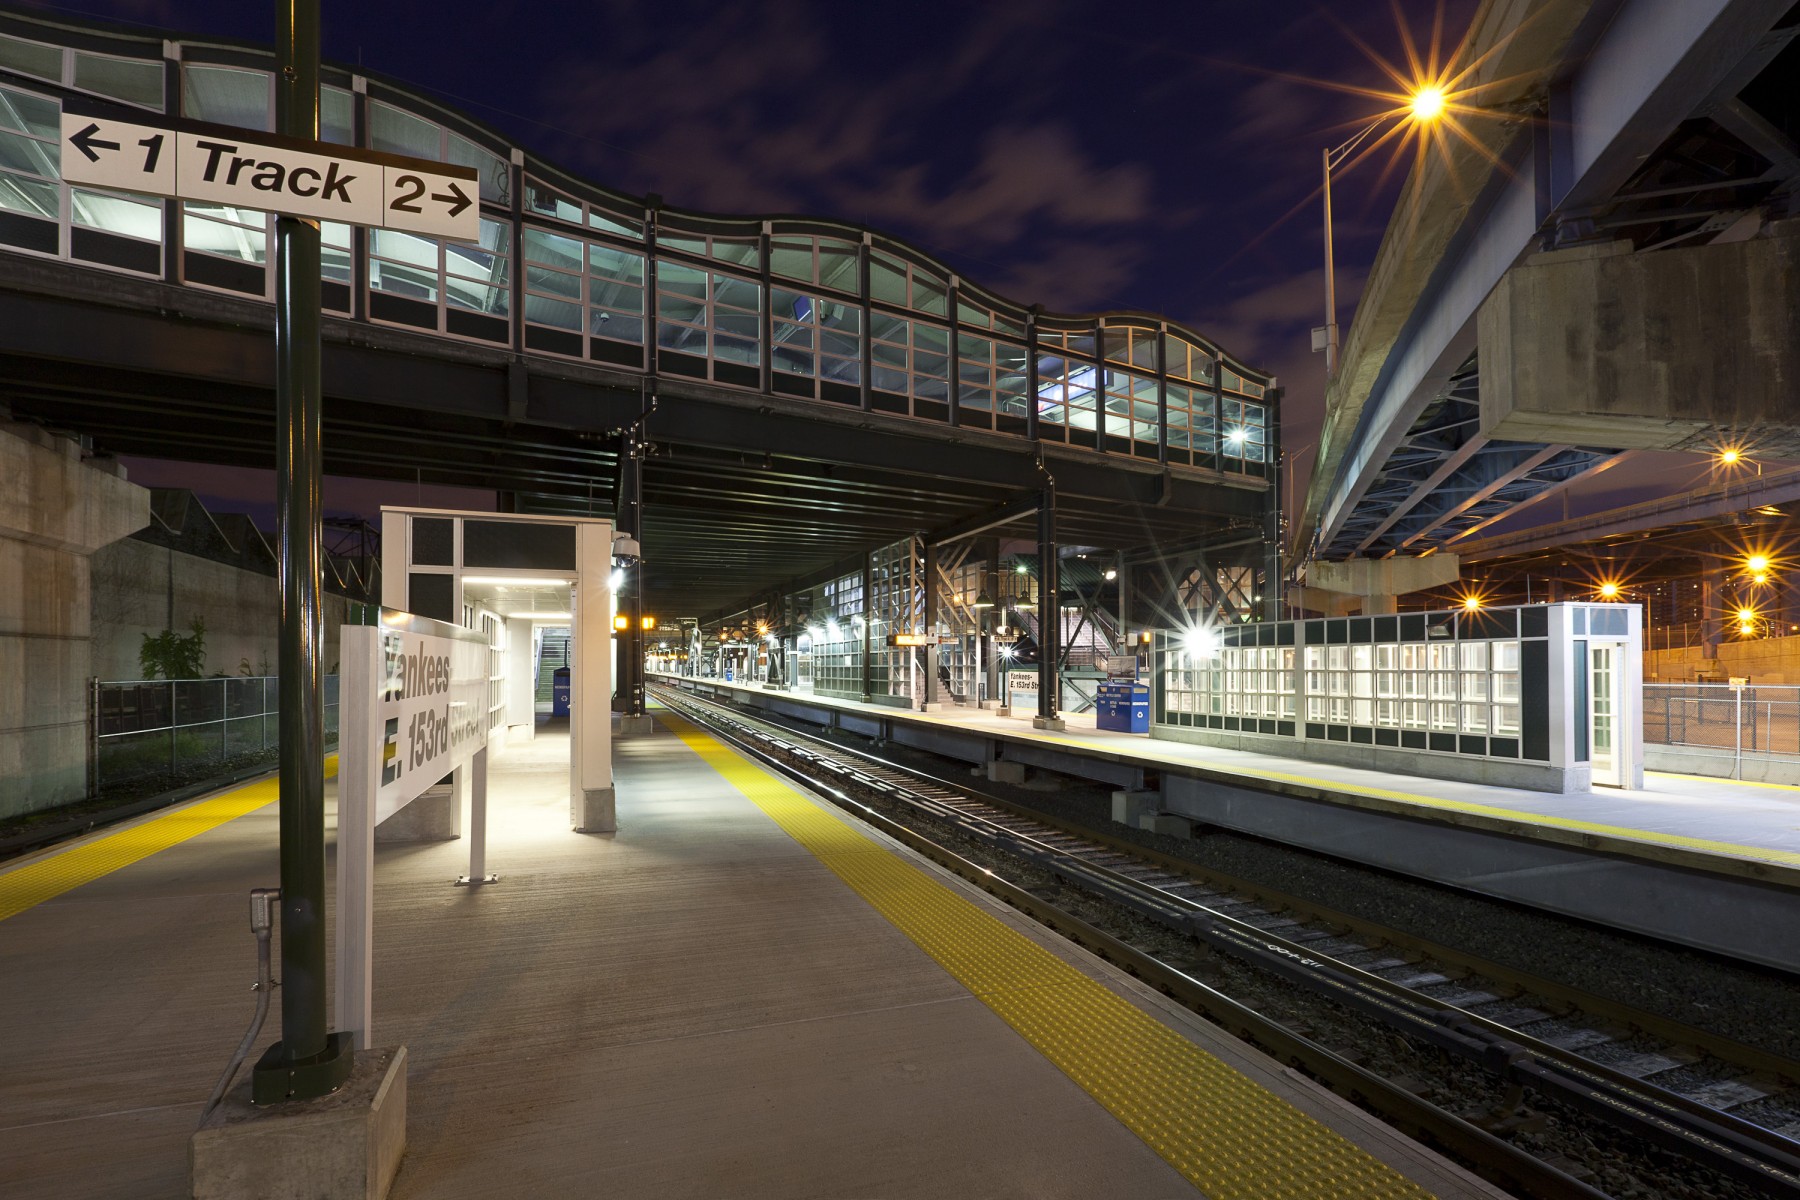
[1299,0,1800,598]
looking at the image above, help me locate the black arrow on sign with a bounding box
[70,122,121,163]
[431,182,471,218]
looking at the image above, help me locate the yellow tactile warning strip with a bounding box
[1006,726,1800,871]
[658,709,1438,1199]
[0,757,335,923]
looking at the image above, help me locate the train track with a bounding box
[652,682,1800,1200]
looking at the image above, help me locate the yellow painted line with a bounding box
[1015,728,1800,871]
[660,710,1436,1199]
[1649,770,1800,795]
[0,756,337,923]
[665,680,1800,870]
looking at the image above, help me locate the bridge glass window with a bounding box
[958,334,994,414]
[1103,367,1160,457]
[183,202,268,294]
[589,207,640,239]
[370,101,436,159]
[1101,326,1159,372]
[1036,350,1100,447]
[73,51,163,111]
[1221,398,1266,465]
[447,132,508,205]
[770,235,858,296]
[525,182,643,241]
[526,183,583,226]
[369,222,510,342]
[183,65,270,130]
[445,218,509,316]
[0,34,61,82]
[588,244,645,343]
[957,297,1024,339]
[0,85,59,257]
[522,227,583,331]
[657,263,761,385]
[772,285,860,396]
[870,248,949,317]
[1222,364,1265,398]
[1165,336,1218,388]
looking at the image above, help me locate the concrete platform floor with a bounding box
[0,718,1506,1199]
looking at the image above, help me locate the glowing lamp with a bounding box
[1409,86,1446,122]
[1598,582,1620,599]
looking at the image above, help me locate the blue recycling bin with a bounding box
[1095,681,1150,733]
[552,667,571,717]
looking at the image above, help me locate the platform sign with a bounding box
[59,104,478,241]
[368,623,489,822]
[338,612,492,1049]
[1006,669,1039,715]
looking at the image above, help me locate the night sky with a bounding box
[39,0,1656,531]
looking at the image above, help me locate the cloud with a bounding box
[528,3,1160,281]
[843,125,1153,248]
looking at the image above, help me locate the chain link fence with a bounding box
[1642,683,1800,778]
[92,676,339,797]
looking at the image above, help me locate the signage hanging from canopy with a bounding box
[59,100,479,242]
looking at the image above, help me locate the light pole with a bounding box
[1318,86,1446,380]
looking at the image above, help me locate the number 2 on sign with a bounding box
[391,174,424,213]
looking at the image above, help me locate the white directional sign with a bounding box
[60,107,478,241]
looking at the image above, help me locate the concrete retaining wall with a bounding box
[90,538,349,681]
[0,425,148,816]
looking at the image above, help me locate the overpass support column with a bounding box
[0,426,148,818]
[1306,556,1460,617]
[617,434,650,736]
[1034,485,1064,732]
[921,538,941,711]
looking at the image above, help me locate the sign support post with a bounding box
[254,0,352,1105]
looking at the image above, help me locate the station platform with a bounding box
[652,674,1800,974]
[0,711,1508,1198]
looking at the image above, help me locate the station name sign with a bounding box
[888,633,956,646]
[371,624,488,823]
[59,99,479,242]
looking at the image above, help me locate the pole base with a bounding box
[454,874,499,887]
[1031,716,1067,732]
[251,1031,354,1105]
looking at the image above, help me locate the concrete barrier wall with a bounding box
[1644,637,1800,685]
[0,425,148,816]
[90,538,349,681]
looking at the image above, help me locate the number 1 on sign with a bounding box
[138,134,163,172]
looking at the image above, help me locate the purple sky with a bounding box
[43,0,1672,534]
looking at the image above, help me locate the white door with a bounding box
[1589,643,1620,787]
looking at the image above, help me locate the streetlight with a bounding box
[1318,87,1447,379]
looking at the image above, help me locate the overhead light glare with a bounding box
[461,575,573,587]
[1409,85,1446,122]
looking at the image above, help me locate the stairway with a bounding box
[536,629,571,706]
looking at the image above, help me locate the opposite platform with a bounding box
[654,673,1800,973]
[0,713,1506,1198]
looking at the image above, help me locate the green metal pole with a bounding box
[254,0,351,1104]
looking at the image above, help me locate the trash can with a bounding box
[552,667,571,717]
[1095,681,1150,733]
